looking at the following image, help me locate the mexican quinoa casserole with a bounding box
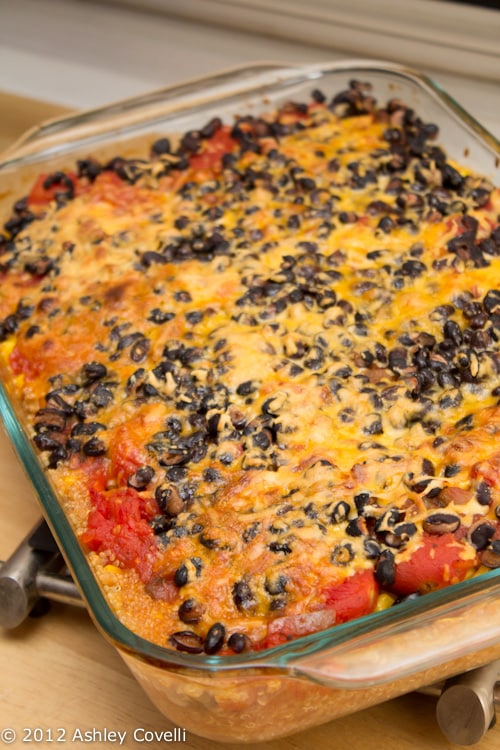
[1,81,500,657]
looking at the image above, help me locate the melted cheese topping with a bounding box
[0,86,499,654]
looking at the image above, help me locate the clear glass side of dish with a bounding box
[0,59,500,701]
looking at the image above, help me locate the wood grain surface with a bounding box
[1,94,500,750]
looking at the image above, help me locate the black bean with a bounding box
[165,466,187,482]
[363,539,381,559]
[388,348,407,372]
[180,131,201,153]
[425,486,442,500]
[48,444,68,468]
[443,320,462,346]
[423,512,460,535]
[82,436,107,456]
[354,493,370,514]
[128,465,155,490]
[470,523,495,551]
[439,391,462,409]
[170,631,204,654]
[1,315,19,341]
[77,158,102,180]
[178,598,204,623]
[24,256,54,276]
[375,549,395,586]
[174,564,189,588]
[339,211,358,224]
[333,366,351,380]
[204,622,226,654]
[82,361,107,382]
[400,259,426,278]
[236,380,256,396]
[242,521,260,543]
[284,214,300,232]
[232,580,255,611]
[90,383,114,408]
[385,522,417,548]
[437,372,459,388]
[151,138,171,155]
[297,177,316,191]
[339,408,355,423]
[66,438,82,454]
[34,408,67,433]
[200,117,222,139]
[159,486,185,517]
[148,308,175,324]
[440,162,464,190]
[141,250,168,267]
[481,540,500,569]
[311,88,326,103]
[345,518,364,537]
[130,337,151,363]
[15,301,34,321]
[476,481,492,506]
[72,402,93,422]
[393,522,417,538]
[199,530,222,550]
[269,541,292,554]
[378,216,395,234]
[253,431,271,450]
[185,310,204,325]
[227,632,251,653]
[71,421,106,437]
[470,187,491,207]
[410,479,432,494]
[25,325,41,338]
[330,543,355,566]
[265,574,288,595]
[375,508,404,531]
[150,515,173,535]
[484,290,500,315]
[364,419,383,435]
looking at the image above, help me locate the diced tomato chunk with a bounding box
[392,533,478,595]
[9,343,43,379]
[28,171,80,206]
[189,126,237,174]
[262,570,378,649]
[264,609,337,649]
[322,569,379,623]
[81,487,156,581]
[85,171,139,208]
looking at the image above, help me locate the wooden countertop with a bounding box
[1,94,500,750]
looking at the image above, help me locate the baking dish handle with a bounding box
[1,63,293,163]
[285,576,500,688]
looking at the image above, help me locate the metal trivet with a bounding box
[1,520,499,746]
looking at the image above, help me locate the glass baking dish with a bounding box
[1,59,500,743]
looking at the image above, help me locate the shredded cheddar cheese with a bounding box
[0,80,499,655]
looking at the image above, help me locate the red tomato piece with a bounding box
[262,570,378,649]
[106,420,153,486]
[81,487,156,581]
[86,171,137,208]
[392,533,478,595]
[322,569,379,623]
[265,609,337,649]
[28,171,79,206]
[189,126,237,174]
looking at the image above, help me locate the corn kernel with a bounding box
[374,592,397,612]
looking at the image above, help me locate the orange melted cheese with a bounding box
[0,84,499,654]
